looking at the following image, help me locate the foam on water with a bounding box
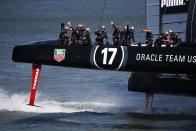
[0,88,120,113]
[1,87,196,115]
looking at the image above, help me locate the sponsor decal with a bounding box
[135,53,196,63]
[32,68,40,90]
[161,0,185,8]
[160,0,189,14]
[53,49,66,62]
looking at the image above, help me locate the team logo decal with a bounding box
[160,0,189,14]
[53,49,66,62]
[90,46,128,70]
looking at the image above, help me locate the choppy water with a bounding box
[0,0,196,130]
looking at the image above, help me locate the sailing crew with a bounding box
[95,25,108,45]
[164,31,173,47]
[129,25,135,44]
[111,21,121,46]
[160,31,179,47]
[118,24,135,46]
[154,34,163,47]
[141,28,153,47]
[154,33,168,47]
[168,29,181,46]
[81,27,92,46]
[67,21,78,46]
[58,23,69,45]
[76,23,85,44]
[86,27,92,44]
[67,22,92,46]
[120,26,127,46]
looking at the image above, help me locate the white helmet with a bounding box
[86,27,90,32]
[67,21,71,26]
[101,25,105,29]
[110,21,114,25]
[169,29,173,33]
[101,25,106,31]
[131,26,134,30]
[124,25,127,30]
[78,23,82,28]
[65,26,69,30]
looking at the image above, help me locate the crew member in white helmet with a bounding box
[95,25,108,45]
[168,29,181,46]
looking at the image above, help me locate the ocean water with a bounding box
[0,0,196,130]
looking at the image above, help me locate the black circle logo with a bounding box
[92,46,125,70]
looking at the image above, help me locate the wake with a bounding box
[0,88,119,113]
[1,88,195,115]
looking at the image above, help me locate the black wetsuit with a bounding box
[95,30,108,45]
[123,25,135,46]
[58,30,69,45]
[145,31,153,47]
[127,26,135,44]
[120,31,127,46]
[69,26,78,45]
[170,33,181,46]
[112,24,121,46]
[75,27,84,44]
[154,33,168,47]
[81,30,91,46]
